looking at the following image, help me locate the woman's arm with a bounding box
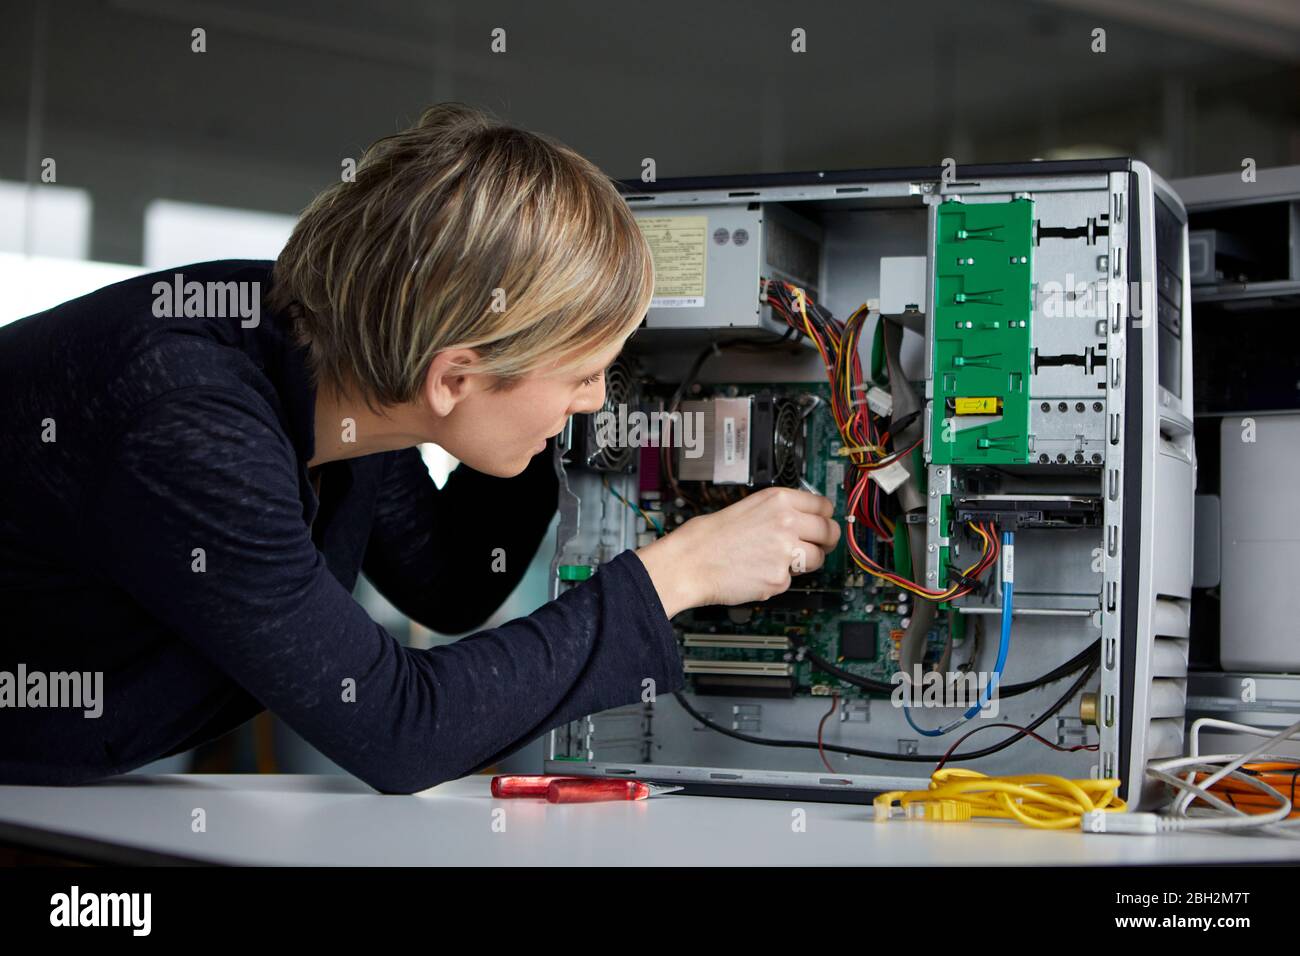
[81,387,682,794]
[360,443,558,634]
[360,440,843,629]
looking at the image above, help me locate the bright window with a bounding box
[143,199,296,268]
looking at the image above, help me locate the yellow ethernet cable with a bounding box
[873,768,1126,830]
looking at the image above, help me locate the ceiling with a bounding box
[1,0,1296,262]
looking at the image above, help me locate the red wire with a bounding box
[817,692,840,773]
[933,720,1099,773]
[766,280,1004,599]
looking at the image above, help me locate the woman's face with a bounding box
[429,338,625,477]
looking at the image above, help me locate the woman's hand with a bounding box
[634,487,842,618]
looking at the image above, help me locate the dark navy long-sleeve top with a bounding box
[0,259,684,793]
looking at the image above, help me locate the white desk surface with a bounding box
[1,773,1297,866]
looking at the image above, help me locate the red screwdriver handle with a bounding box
[546,779,649,803]
[490,774,579,798]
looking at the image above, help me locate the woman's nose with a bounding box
[571,381,606,416]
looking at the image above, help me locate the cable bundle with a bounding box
[765,279,998,601]
[1187,763,1300,818]
[874,767,1127,829]
[1138,717,1300,836]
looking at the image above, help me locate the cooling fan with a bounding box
[568,358,637,473]
[772,398,802,487]
[747,391,807,488]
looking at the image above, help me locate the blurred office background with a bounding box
[1,0,1298,777]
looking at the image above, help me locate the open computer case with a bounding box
[545,159,1194,809]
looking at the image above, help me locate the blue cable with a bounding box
[902,529,1014,737]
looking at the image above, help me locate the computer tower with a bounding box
[546,159,1194,810]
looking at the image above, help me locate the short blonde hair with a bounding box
[268,103,654,406]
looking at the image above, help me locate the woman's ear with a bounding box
[423,347,482,417]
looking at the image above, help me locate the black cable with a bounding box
[1000,639,1100,696]
[769,281,839,342]
[667,341,720,415]
[666,333,796,416]
[887,408,921,436]
[671,659,1097,765]
[789,630,1098,700]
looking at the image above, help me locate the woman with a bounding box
[0,104,840,793]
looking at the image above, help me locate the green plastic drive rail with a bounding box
[931,197,1034,465]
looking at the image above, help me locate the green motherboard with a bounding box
[666,382,955,699]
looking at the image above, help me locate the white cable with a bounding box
[1187,716,1300,762]
[1141,715,1300,836]
[1147,763,1296,833]
[1156,754,1300,836]
[1190,717,1273,754]
[1172,716,1300,817]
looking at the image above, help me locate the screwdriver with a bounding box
[491,774,576,798]
[490,774,682,803]
[547,779,682,803]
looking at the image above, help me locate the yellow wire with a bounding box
[838,443,888,457]
[792,285,834,374]
[874,768,1126,829]
[781,287,919,582]
[848,520,994,600]
[603,476,662,536]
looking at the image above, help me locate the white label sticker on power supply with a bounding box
[868,458,910,494]
[722,417,736,465]
[650,296,706,308]
[637,215,707,305]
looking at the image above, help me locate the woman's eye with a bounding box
[581,371,604,387]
